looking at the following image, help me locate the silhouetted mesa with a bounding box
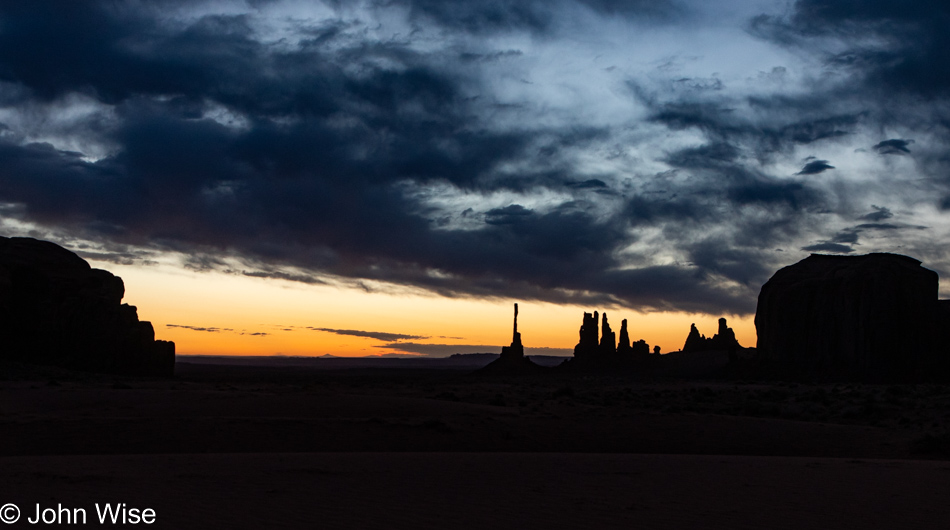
[755,253,949,382]
[0,236,175,376]
[479,303,545,374]
[682,318,741,353]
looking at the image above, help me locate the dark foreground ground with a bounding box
[2,358,950,529]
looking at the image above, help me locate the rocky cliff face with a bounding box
[0,237,175,376]
[755,253,945,381]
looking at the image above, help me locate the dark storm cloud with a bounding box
[801,242,853,253]
[621,1,950,295]
[853,223,901,231]
[67,239,160,266]
[797,215,927,257]
[458,50,524,63]
[751,2,950,98]
[312,328,428,342]
[627,89,848,300]
[568,179,609,189]
[873,139,913,155]
[390,0,681,34]
[484,204,534,225]
[810,4,950,98]
[626,193,710,225]
[624,186,813,311]
[4,0,947,319]
[0,1,544,274]
[766,114,856,145]
[796,159,834,175]
[829,229,859,244]
[729,178,818,209]
[664,142,739,167]
[859,205,893,222]
[749,1,950,217]
[242,270,326,285]
[0,4,268,104]
[643,93,864,162]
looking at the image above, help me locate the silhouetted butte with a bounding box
[755,253,950,381]
[0,237,175,376]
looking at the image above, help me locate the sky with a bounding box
[1,0,949,356]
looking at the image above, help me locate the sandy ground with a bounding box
[2,359,950,528]
[2,453,950,529]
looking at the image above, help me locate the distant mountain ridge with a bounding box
[178,353,567,369]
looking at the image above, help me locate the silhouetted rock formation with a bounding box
[480,303,545,374]
[756,253,950,381]
[617,319,631,355]
[616,319,650,359]
[632,339,650,356]
[682,318,741,353]
[573,311,600,359]
[0,236,175,376]
[599,312,616,355]
[564,309,653,371]
[653,345,661,355]
[683,324,706,352]
[500,303,524,360]
[714,318,738,350]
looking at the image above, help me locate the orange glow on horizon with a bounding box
[96,261,757,357]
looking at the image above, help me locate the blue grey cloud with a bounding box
[0,0,949,315]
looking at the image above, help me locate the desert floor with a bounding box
[2,358,950,529]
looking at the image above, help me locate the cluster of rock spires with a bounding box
[0,237,175,376]
[572,311,653,361]
[683,318,741,354]
[755,252,950,382]
[481,303,743,374]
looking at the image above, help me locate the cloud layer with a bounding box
[2,0,950,314]
[311,328,427,342]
